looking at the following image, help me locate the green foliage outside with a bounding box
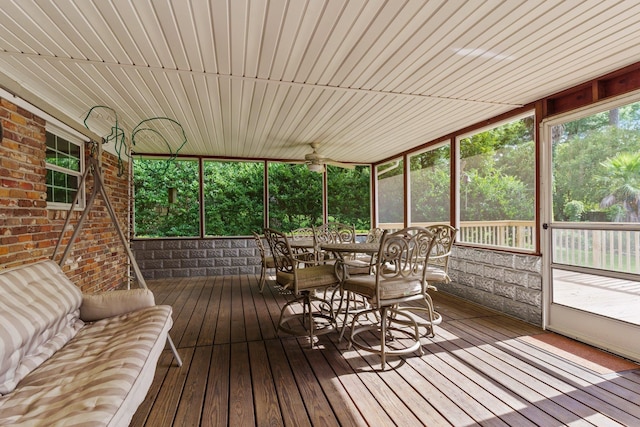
[133,158,200,237]
[598,152,640,222]
[267,163,370,233]
[267,163,323,232]
[410,145,450,222]
[552,101,640,222]
[203,161,264,236]
[133,101,640,238]
[134,159,371,237]
[377,159,405,223]
[327,165,371,231]
[563,200,585,222]
[459,116,535,222]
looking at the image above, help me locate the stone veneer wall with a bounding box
[132,237,543,326]
[443,246,542,326]
[132,237,261,280]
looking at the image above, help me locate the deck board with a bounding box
[456,316,640,420]
[280,338,342,426]
[173,345,211,426]
[197,276,223,347]
[132,275,640,426]
[264,338,314,427]
[180,278,213,348]
[228,342,255,426]
[201,343,230,427]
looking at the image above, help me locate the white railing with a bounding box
[378,220,640,275]
[552,227,640,274]
[378,220,536,250]
[458,220,535,250]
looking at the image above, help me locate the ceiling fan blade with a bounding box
[325,159,355,169]
[303,142,354,169]
[305,152,323,161]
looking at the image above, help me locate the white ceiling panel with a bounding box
[1,0,640,164]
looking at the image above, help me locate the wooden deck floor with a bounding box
[131,275,640,427]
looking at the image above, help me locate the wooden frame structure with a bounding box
[52,143,182,367]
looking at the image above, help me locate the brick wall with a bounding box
[0,100,47,265]
[0,97,131,293]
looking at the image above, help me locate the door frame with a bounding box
[540,91,640,362]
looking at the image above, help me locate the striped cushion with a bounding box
[80,288,156,322]
[0,305,172,427]
[0,261,83,395]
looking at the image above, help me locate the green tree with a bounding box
[460,171,532,221]
[203,161,264,235]
[563,200,585,221]
[553,126,640,221]
[377,159,404,224]
[268,163,323,232]
[410,146,450,223]
[459,116,535,222]
[327,165,371,230]
[598,151,640,222]
[133,159,200,237]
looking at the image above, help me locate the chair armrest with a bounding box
[292,251,320,266]
[80,288,156,322]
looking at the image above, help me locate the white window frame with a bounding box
[45,124,85,210]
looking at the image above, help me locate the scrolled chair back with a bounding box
[424,224,457,272]
[251,231,267,258]
[312,223,356,263]
[264,228,296,275]
[312,222,356,245]
[289,227,314,241]
[377,227,436,282]
[364,227,384,243]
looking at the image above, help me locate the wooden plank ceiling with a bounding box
[1,0,639,164]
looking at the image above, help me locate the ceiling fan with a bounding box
[304,142,354,173]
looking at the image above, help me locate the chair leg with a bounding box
[277,291,336,348]
[338,290,353,342]
[258,264,266,292]
[329,285,342,314]
[347,308,360,351]
[348,305,423,370]
[380,307,388,370]
[304,294,315,348]
[397,294,442,338]
[417,293,441,338]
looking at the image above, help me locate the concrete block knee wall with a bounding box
[443,246,542,326]
[132,238,261,280]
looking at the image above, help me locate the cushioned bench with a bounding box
[0,260,174,426]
